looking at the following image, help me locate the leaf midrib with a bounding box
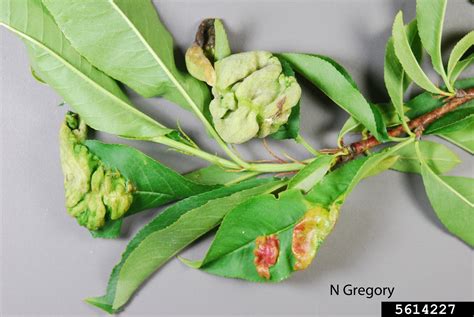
[0,22,167,133]
[424,165,474,207]
[108,0,196,111]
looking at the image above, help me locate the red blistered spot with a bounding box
[253,234,280,279]
[292,206,330,270]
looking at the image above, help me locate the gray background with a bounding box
[1,0,473,316]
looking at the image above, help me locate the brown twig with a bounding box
[338,88,474,159]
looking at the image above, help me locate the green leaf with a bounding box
[391,140,460,174]
[214,19,231,61]
[280,53,389,141]
[338,103,403,146]
[437,119,474,154]
[0,0,171,140]
[384,20,421,131]
[42,0,210,111]
[185,165,259,186]
[307,139,414,206]
[271,57,301,140]
[90,219,123,239]
[418,148,474,246]
[184,141,414,283]
[392,12,446,95]
[405,78,474,119]
[86,178,284,313]
[288,155,334,192]
[447,31,474,84]
[86,141,216,214]
[84,141,217,237]
[424,103,474,135]
[449,53,474,84]
[190,189,310,282]
[416,0,450,87]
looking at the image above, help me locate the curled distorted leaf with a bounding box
[60,113,134,230]
[210,51,302,143]
[59,113,216,236]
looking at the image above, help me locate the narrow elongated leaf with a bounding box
[385,21,422,128]
[392,12,446,95]
[214,19,231,61]
[437,119,474,154]
[447,31,474,83]
[391,141,460,174]
[0,0,171,139]
[288,155,334,192]
[416,0,449,85]
[419,156,474,246]
[449,54,474,84]
[43,0,210,111]
[185,165,259,186]
[86,178,284,313]
[280,53,388,141]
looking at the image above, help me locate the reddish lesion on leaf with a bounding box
[253,234,280,279]
[292,206,338,270]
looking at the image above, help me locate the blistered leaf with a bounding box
[391,140,460,174]
[392,12,446,95]
[280,53,389,142]
[87,178,283,313]
[43,0,210,110]
[416,0,450,87]
[59,113,134,230]
[210,51,301,143]
[0,0,171,140]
